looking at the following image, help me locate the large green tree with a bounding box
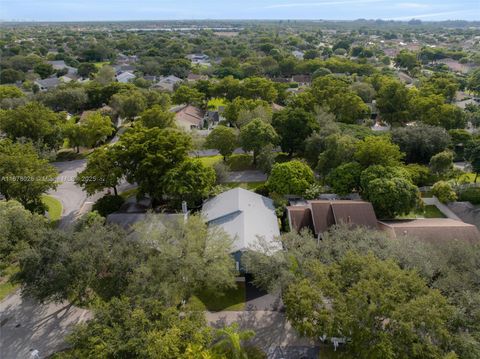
[138,105,176,129]
[114,126,192,201]
[267,160,315,196]
[239,119,278,164]
[0,102,65,150]
[355,136,405,168]
[205,126,238,161]
[284,252,456,359]
[76,146,123,195]
[272,108,319,155]
[0,140,58,212]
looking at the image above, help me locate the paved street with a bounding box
[0,292,92,359]
[226,170,267,183]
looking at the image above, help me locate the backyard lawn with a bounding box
[396,205,446,219]
[189,282,246,311]
[197,154,222,167]
[41,195,63,225]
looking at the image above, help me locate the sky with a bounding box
[1,0,479,22]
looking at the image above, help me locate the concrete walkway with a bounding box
[0,291,92,359]
[206,310,316,352]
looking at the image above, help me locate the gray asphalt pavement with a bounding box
[0,292,92,359]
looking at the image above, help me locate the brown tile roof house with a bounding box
[287,200,378,238]
[171,104,205,131]
[378,219,480,242]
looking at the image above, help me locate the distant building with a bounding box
[292,75,312,86]
[153,75,183,92]
[116,71,136,83]
[292,50,304,60]
[186,73,209,82]
[35,77,60,91]
[47,60,78,75]
[172,104,205,131]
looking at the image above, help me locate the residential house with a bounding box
[287,200,378,239]
[116,71,136,83]
[35,77,60,91]
[47,60,78,75]
[153,75,183,92]
[187,73,209,82]
[292,50,304,60]
[292,75,312,86]
[117,53,138,64]
[202,188,281,270]
[113,64,136,75]
[187,54,211,66]
[378,219,480,242]
[171,104,205,131]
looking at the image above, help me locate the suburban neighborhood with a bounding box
[1,9,480,359]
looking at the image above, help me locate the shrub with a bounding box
[92,195,124,217]
[431,181,457,204]
[458,187,480,204]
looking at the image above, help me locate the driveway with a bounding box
[206,310,317,353]
[0,292,91,359]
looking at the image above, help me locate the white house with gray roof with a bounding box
[202,188,281,269]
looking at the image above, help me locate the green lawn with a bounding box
[189,282,246,311]
[42,195,63,224]
[197,155,222,167]
[227,154,255,171]
[197,154,255,171]
[207,97,227,110]
[396,205,446,219]
[93,61,110,69]
[0,265,19,301]
[458,172,478,183]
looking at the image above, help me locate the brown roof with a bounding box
[331,201,378,229]
[287,206,314,234]
[287,200,378,236]
[310,201,335,235]
[378,219,480,242]
[174,105,204,127]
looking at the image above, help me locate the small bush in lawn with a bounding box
[92,195,124,217]
[431,181,457,204]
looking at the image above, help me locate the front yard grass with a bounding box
[189,282,246,312]
[42,195,63,225]
[197,154,222,167]
[197,154,255,171]
[0,265,19,301]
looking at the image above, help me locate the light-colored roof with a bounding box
[202,188,281,253]
[35,77,60,89]
[378,218,480,242]
[116,71,136,83]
